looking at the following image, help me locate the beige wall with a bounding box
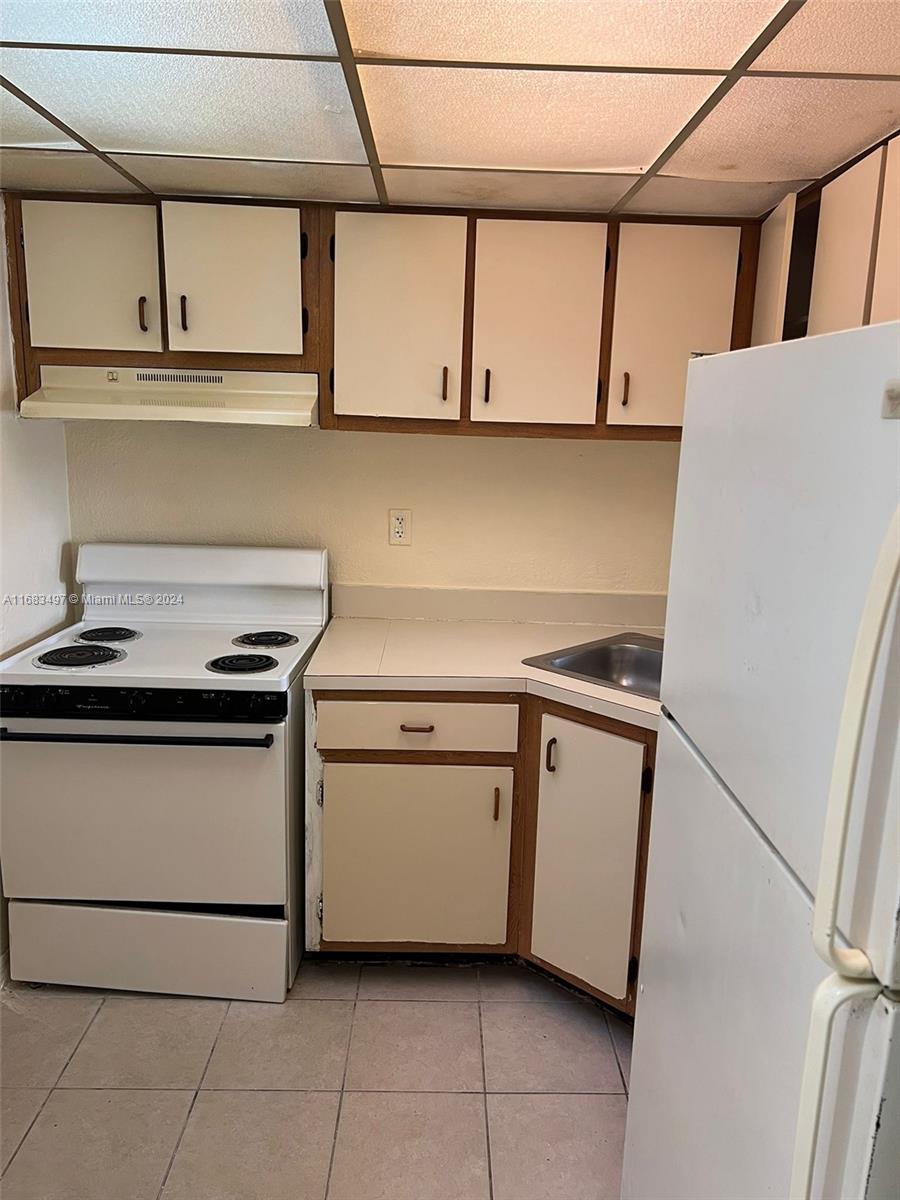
[65,423,680,595]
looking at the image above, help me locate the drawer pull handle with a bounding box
[621,370,631,407]
[493,786,501,822]
[484,367,492,404]
[441,365,449,402]
[545,736,557,773]
[138,295,148,332]
[400,723,435,734]
[180,294,189,332]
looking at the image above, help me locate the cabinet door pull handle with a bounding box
[441,365,449,402]
[180,294,189,332]
[484,368,492,404]
[621,371,630,407]
[545,736,557,773]
[493,786,501,821]
[400,723,435,734]
[138,295,148,332]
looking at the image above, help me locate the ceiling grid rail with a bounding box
[323,0,387,205]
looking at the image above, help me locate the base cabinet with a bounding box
[321,762,513,944]
[530,713,646,1001]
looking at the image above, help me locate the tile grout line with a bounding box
[603,1011,629,1097]
[476,972,495,1200]
[1,990,108,1179]
[153,998,230,1200]
[323,965,360,1200]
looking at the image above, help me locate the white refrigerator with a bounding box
[621,322,900,1200]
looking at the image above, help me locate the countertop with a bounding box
[304,617,662,730]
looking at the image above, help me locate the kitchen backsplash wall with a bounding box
[65,422,679,595]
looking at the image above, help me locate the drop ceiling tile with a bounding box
[625,175,809,217]
[0,0,337,55]
[361,65,718,171]
[345,0,782,69]
[110,155,378,201]
[0,49,366,162]
[0,147,137,191]
[383,166,636,210]
[0,86,77,148]
[754,0,900,76]
[665,75,900,181]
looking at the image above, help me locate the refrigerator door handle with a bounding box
[814,505,899,979]
[790,973,881,1200]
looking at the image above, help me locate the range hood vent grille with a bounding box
[135,371,225,385]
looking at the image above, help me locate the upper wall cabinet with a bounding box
[333,212,468,419]
[607,223,741,427]
[807,147,882,337]
[871,137,900,325]
[21,201,162,351]
[162,201,304,355]
[470,220,606,425]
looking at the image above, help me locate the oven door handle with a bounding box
[0,728,275,749]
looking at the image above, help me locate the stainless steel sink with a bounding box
[523,633,663,699]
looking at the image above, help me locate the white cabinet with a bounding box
[162,201,304,354]
[607,222,741,427]
[871,137,900,325]
[531,714,644,999]
[470,219,606,424]
[321,762,512,943]
[21,200,162,350]
[751,192,796,347]
[333,211,467,418]
[807,146,883,336]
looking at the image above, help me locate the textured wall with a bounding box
[65,422,679,594]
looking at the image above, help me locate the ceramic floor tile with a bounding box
[606,1012,633,1088]
[0,1088,193,1200]
[488,1093,627,1200]
[344,1001,484,1092]
[481,1002,623,1093]
[201,1000,352,1090]
[58,996,227,1089]
[288,961,360,1000]
[0,989,102,1087]
[358,964,479,1001]
[1,1089,49,1172]
[477,964,579,1002]
[328,1092,491,1200]
[161,1090,339,1200]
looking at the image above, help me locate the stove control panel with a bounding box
[0,685,288,723]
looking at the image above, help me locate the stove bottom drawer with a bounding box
[9,901,288,1002]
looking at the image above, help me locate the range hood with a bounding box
[19,366,318,427]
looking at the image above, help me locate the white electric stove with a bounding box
[0,543,328,1002]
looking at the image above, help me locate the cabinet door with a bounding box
[531,715,644,999]
[807,146,882,336]
[607,223,740,427]
[470,219,606,424]
[162,201,303,353]
[322,762,512,943]
[22,200,162,350]
[333,212,467,418]
[871,137,900,325]
[751,192,796,347]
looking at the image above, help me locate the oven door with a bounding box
[0,718,287,904]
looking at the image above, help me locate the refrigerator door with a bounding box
[662,322,900,897]
[622,717,828,1200]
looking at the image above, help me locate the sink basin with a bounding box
[523,633,663,700]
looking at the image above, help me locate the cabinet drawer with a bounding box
[316,700,519,752]
[9,901,288,1002]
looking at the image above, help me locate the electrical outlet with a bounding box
[389,509,412,546]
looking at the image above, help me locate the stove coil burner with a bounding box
[206,653,279,675]
[34,644,126,669]
[78,627,141,643]
[232,631,299,649]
